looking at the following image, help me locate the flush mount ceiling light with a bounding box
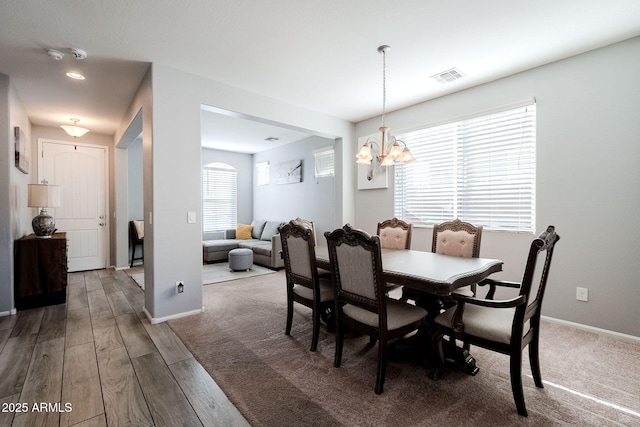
[265,137,280,142]
[60,118,90,138]
[46,48,65,60]
[356,45,414,167]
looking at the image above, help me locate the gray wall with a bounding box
[253,135,336,238]
[355,37,640,337]
[128,139,143,221]
[201,148,253,225]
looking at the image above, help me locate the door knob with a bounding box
[99,223,105,227]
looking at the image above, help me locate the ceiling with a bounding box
[2,1,640,153]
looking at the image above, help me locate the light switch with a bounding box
[187,211,196,224]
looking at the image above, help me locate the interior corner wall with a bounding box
[354,37,640,337]
[0,74,32,315]
[252,135,336,238]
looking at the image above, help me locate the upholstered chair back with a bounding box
[376,218,412,250]
[326,225,385,313]
[432,219,482,259]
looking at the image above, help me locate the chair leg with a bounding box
[375,339,389,394]
[285,295,293,336]
[130,245,134,268]
[529,338,544,388]
[510,351,528,417]
[310,307,320,352]
[334,312,344,368]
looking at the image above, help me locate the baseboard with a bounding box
[0,308,17,317]
[143,306,205,324]
[542,315,640,344]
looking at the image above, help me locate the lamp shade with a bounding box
[60,124,90,137]
[28,184,61,208]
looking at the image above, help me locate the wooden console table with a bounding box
[14,232,68,310]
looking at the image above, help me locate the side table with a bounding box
[14,232,68,310]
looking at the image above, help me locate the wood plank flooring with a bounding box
[0,268,249,427]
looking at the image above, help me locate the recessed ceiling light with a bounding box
[66,72,85,80]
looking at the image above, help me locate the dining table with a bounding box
[314,245,503,296]
[314,245,504,375]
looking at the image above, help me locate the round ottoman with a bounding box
[228,248,253,271]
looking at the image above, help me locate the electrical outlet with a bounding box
[576,287,588,302]
[176,281,184,294]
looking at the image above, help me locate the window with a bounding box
[256,161,269,186]
[394,101,536,232]
[313,146,335,178]
[202,163,237,232]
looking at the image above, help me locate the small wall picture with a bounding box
[14,127,29,174]
[276,159,302,184]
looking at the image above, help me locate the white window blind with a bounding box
[394,102,536,232]
[313,146,335,178]
[256,161,269,186]
[202,163,237,232]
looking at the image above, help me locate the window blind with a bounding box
[202,163,237,232]
[313,146,335,178]
[394,102,536,232]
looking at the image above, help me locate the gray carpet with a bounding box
[125,262,276,289]
[167,271,640,426]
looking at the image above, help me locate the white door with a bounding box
[38,139,108,272]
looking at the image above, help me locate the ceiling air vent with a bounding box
[431,68,465,84]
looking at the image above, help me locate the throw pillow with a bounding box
[236,223,253,240]
[260,221,282,241]
[250,220,266,239]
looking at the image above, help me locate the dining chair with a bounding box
[432,225,560,416]
[129,220,144,268]
[325,224,427,394]
[279,220,335,352]
[400,218,482,302]
[376,217,413,250]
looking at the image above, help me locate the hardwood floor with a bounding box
[0,268,249,427]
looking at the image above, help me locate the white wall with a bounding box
[355,37,640,337]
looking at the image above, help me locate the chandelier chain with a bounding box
[382,48,386,126]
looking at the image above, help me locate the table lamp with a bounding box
[28,182,61,238]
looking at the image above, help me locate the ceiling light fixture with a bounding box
[60,118,90,138]
[46,48,65,61]
[356,45,414,167]
[66,72,85,80]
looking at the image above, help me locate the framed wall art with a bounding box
[14,126,29,174]
[276,159,302,184]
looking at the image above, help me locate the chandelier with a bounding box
[356,45,414,166]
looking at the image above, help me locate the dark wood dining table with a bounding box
[314,245,504,374]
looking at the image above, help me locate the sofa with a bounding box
[202,220,285,269]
